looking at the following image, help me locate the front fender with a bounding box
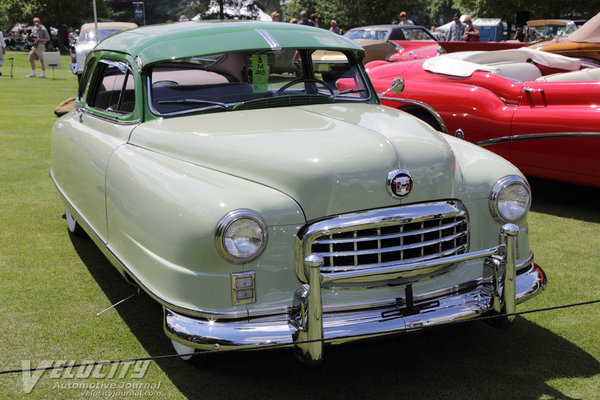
[105,144,304,315]
[444,133,531,259]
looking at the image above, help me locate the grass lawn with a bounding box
[0,50,599,399]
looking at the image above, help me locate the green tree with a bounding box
[254,0,282,15]
[0,0,106,32]
[454,0,600,21]
[284,0,447,31]
[177,0,264,20]
[107,0,183,24]
[0,0,109,53]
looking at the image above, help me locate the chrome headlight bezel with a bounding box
[215,209,268,264]
[489,176,531,223]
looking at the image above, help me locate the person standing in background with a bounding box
[446,13,466,41]
[310,14,320,28]
[0,30,6,76]
[513,27,525,41]
[298,11,314,26]
[26,17,50,78]
[398,11,414,25]
[462,15,479,41]
[329,20,340,34]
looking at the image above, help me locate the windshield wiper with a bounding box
[158,99,231,110]
[332,88,367,98]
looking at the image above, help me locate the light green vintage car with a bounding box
[51,21,546,365]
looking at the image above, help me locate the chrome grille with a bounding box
[296,201,469,279]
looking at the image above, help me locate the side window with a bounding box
[78,58,95,99]
[87,60,135,115]
[389,29,405,40]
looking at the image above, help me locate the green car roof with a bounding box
[95,21,365,67]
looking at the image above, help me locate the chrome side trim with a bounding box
[80,108,140,126]
[476,132,600,147]
[255,29,281,50]
[380,96,449,133]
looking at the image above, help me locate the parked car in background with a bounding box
[346,24,441,61]
[530,11,600,65]
[70,22,137,78]
[51,21,546,365]
[362,47,600,187]
[312,24,440,68]
[526,19,577,40]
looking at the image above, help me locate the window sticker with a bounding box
[252,54,269,93]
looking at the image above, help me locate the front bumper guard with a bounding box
[164,224,546,362]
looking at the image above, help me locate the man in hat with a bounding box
[398,11,414,25]
[26,17,50,78]
[271,11,280,22]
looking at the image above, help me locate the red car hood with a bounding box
[366,58,425,80]
[389,41,440,61]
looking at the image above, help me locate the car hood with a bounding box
[129,103,456,221]
[367,58,423,79]
[389,42,440,61]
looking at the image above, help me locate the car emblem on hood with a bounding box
[387,170,413,198]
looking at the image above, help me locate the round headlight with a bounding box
[489,176,531,223]
[215,209,267,264]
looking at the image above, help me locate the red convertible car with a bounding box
[358,48,600,187]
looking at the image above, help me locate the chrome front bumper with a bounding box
[164,224,546,362]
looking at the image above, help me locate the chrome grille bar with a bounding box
[294,201,470,283]
[312,231,467,258]
[313,219,465,244]
[320,244,467,273]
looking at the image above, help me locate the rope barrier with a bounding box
[1,298,599,376]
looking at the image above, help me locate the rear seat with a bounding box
[536,68,600,82]
[423,48,580,81]
[488,61,542,81]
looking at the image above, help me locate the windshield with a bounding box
[400,27,437,41]
[528,23,577,40]
[80,28,125,43]
[149,49,371,116]
[346,29,389,41]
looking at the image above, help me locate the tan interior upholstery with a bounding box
[536,67,600,82]
[487,61,542,81]
[423,47,580,81]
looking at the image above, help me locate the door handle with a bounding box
[524,87,544,94]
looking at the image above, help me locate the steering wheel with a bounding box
[276,78,335,96]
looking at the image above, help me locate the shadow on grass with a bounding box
[71,233,599,400]
[529,178,600,223]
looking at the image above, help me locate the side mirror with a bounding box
[391,77,405,94]
[379,77,405,97]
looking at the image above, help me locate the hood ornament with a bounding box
[387,170,413,198]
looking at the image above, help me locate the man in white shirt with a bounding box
[446,13,466,41]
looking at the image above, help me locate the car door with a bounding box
[511,80,600,185]
[52,54,141,242]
